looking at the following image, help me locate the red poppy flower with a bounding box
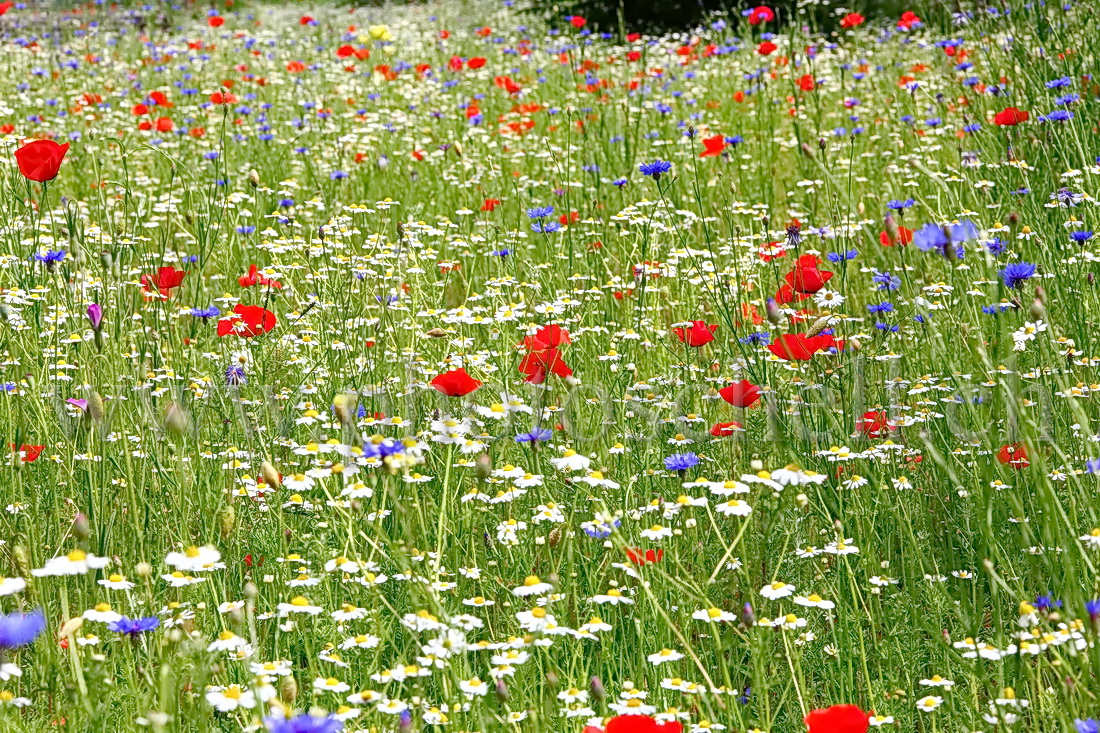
[569,15,586,28]
[14,139,69,183]
[141,266,186,298]
[590,716,683,733]
[710,421,743,437]
[336,44,355,58]
[11,444,44,462]
[785,255,833,294]
[523,324,571,351]
[994,107,1029,126]
[719,379,761,408]
[897,11,921,29]
[805,704,869,733]
[430,368,481,397]
[879,226,913,246]
[480,198,501,212]
[149,91,172,107]
[154,116,174,133]
[840,12,865,28]
[672,321,717,347]
[238,264,282,289]
[625,547,663,565]
[699,134,726,157]
[856,411,895,438]
[997,442,1029,468]
[217,304,277,338]
[467,57,487,70]
[757,41,777,56]
[798,74,816,91]
[210,91,237,105]
[747,6,775,24]
[208,15,224,27]
[519,348,573,384]
[768,332,836,361]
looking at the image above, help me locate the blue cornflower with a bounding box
[581,516,620,539]
[638,159,672,180]
[108,616,160,637]
[526,205,554,219]
[363,437,404,459]
[826,249,858,262]
[516,427,553,443]
[190,305,221,319]
[329,170,348,180]
[888,199,914,211]
[1078,719,1100,733]
[264,713,343,733]
[612,177,628,188]
[531,221,561,234]
[867,302,894,314]
[874,322,899,332]
[999,261,1036,289]
[1086,457,1100,474]
[872,270,901,291]
[739,331,770,345]
[1070,230,1094,243]
[1045,76,1072,89]
[1034,594,1061,612]
[1086,599,1100,620]
[0,609,46,649]
[33,249,66,264]
[226,363,246,386]
[912,223,948,253]
[1045,109,1074,122]
[490,249,511,257]
[664,452,699,472]
[986,238,1007,256]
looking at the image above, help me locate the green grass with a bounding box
[0,1,1098,731]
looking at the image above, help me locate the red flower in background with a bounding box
[994,107,1029,126]
[11,444,44,462]
[798,74,816,91]
[856,411,895,438]
[997,442,1029,468]
[699,134,726,157]
[208,15,224,27]
[879,226,912,246]
[897,11,921,29]
[673,321,717,347]
[14,139,69,183]
[719,380,761,408]
[840,12,865,28]
[710,421,743,437]
[768,332,839,361]
[748,6,775,24]
[625,548,663,565]
[519,325,573,383]
[480,198,501,212]
[217,304,277,338]
[430,368,481,397]
[586,715,683,733]
[757,41,777,56]
[805,704,869,733]
[775,255,833,304]
[141,266,186,298]
[238,264,282,289]
[523,324,571,351]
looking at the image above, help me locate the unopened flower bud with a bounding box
[73,513,90,541]
[590,676,606,701]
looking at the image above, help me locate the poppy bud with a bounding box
[88,391,105,424]
[99,251,113,270]
[800,142,814,158]
[847,336,862,352]
[806,316,831,337]
[589,676,606,701]
[545,671,559,688]
[425,328,447,338]
[247,169,260,188]
[741,602,756,627]
[261,460,282,488]
[11,545,31,579]
[0,305,10,323]
[244,581,258,598]
[1090,272,1096,285]
[1029,298,1046,321]
[135,562,152,578]
[332,393,357,426]
[165,401,190,434]
[1007,211,1019,229]
[548,525,563,548]
[279,675,298,704]
[474,453,492,480]
[73,512,90,541]
[884,214,899,245]
[857,200,865,216]
[219,504,236,539]
[765,297,783,325]
[1033,286,1046,303]
[453,141,463,157]
[494,679,509,704]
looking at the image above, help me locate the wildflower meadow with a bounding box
[2,0,1100,731]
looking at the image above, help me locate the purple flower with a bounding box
[66,398,88,412]
[664,452,699,472]
[86,303,103,331]
[639,160,672,180]
[0,609,46,649]
[515,426,553,443]
[999,262,1036,289]
[265,713,343,733]
[108,616,160,637]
